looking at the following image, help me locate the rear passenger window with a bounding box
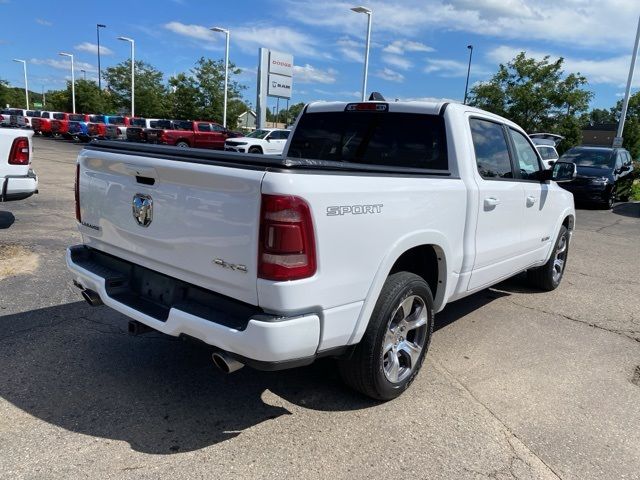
[197,123,211,132]
[509,129,542,180]
[470,119,513,179]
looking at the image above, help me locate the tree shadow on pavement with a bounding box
[612,202,640,218]
[0,211,15,229]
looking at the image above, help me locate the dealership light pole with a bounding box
[211,27,230,128]
[463,44,473,105]
[351,6,372,101]
[617,16,640,141]
[97,24,106,91]
[59,52,75,113]
[80,69,87,80]
[12,59,29,109]
[118,36,135,117]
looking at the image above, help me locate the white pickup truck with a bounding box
[0,128,37,201]
[67,100,576,400]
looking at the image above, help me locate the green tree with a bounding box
[45,88,70,112]
[469,52,593,152]
[167,73,199,120]
[191,57,245,125]
[103,60,169,117]
[0,79,9,107]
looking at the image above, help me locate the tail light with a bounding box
[75,163,81,222]
[258,194,316,281]
[159,131,166,142]
[9,137,30,165]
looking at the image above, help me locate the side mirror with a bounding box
[551,161,576,183]
[547,160,555,167]
[621,164,632,172]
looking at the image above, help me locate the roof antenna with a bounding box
[368,92,385,101]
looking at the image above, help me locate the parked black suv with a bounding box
[558,146,635,209]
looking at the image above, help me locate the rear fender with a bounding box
[347,230,451,345]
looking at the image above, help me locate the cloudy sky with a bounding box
[1,0,639,110]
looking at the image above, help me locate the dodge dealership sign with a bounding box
[269,51,293,77]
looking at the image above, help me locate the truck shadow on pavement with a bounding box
[0,287,521,455]
[0,301,375,454]
[0,211,15,229]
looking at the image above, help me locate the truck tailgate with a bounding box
[77,148,266,305]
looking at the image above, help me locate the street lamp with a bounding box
[97,24,106,91]
[117,36,135,117]
[351,5,372,101]
[463,44,473,105]
[59,52,75,113]
[12,59,29,109]
[80,69,87,80]
[211,26,230,128]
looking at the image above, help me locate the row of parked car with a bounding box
[1,108,293,155]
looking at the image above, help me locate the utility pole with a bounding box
[616,16,640,144]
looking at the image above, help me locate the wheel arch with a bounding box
[347,231,452,346]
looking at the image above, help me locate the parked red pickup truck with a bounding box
[146,120,241,149]
[51,113,72,136]
[31,111,60,136]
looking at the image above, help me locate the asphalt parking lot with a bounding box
[1,136,639,480]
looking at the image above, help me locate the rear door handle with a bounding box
[526,195,537,207]
[484,197,500,208]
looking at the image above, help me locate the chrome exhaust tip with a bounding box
[81,289,103,307]
[212,351,244,374]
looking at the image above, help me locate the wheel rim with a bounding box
[552,234,568,284]
[382,295,428,384]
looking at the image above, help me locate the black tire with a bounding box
[248,146,262,154]
[527,225,569,291]
[176,141,190,148]
[619,193,630,202]
[596,188,615,209]
[339,272,434,401]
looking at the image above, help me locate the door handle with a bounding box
[526,195,537,207]
[484,197,500,208]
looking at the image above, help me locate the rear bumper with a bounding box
[1,169,38,202]
[66,245,321,365]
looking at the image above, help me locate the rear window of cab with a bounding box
[288,110,448,171]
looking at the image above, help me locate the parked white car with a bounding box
[67,100,576,400]
[0,128,37,201]
[0,109,27,128]
[224,128,291,155]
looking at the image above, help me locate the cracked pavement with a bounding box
[0,137,639,479]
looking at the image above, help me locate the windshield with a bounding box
[130,118,146,127]
[247,129,271,139]
[53,113,66,120]
[154,120,173,129]
[108,117,125,125]
[288,111,448,170]
[89,115,105,123]
[69,114,85,122]
[560,149,614,168]
[27,111,40,117]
